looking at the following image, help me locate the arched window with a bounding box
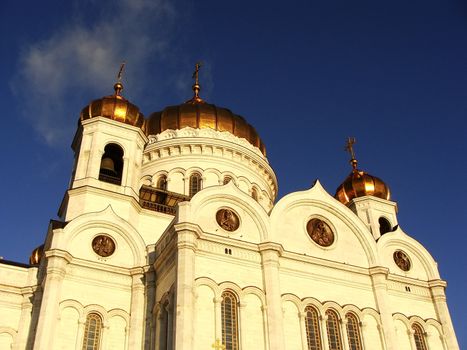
[82,313,102,350]
[157,175,167,190]
[305,305,322,350]
[345,313,362,350]
[379,217,392,235]
[189,173,202,197]
[99,143,124,185]
[221,290,239,350]
[412,323,427,350]
[223,176,232,185]
[252,187,259,202]
[326,310,342,350]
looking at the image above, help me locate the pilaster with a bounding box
[128,267,146,349]
[369,266,397,350]
[258,242,285,350]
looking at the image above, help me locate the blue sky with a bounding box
[1,0,466,346]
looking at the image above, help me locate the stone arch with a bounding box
[56,206,146,266]
[189,182,270,241]
[59,299,84,319]
[378,230,440,280]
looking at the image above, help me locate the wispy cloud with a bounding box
[12,0,177,145]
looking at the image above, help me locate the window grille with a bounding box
[82,313,102,350]
[326,310,342,350]
[345,313,362,350]
[221,290,239,350]
[305,305,322,350]
[412,323,428,350]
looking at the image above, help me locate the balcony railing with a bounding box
[139,185,191,215]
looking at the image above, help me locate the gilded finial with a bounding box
[114,61,126,97]
[345,137,358,170]
[212,339,226,350]
[186,61,205,104]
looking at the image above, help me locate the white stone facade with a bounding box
[0,109,459,350]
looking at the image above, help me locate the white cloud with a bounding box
[12,0,177,145]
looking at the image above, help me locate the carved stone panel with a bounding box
[393,250,411,271]
[216,208,240,232]
[306,218,335,247]
[92,235,116,257]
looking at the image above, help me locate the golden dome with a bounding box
[80,82,145,130]
[29,244,44,265]
[335,137,390,205]
[147,103,266,155]
[335,168,390,205]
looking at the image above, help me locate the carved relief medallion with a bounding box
[393,250,411,271]
[92,235,116,257]
[216,208,240,232]
[306,218,334,247]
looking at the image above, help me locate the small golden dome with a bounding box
[80,80,145,130]
[335,168,390,205]
[335,137,390,205]
[29,244,44,265]
[146,103,266,155]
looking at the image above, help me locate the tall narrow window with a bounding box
[305,305,322,350]
[412,323,427,350]
[189,173,202,197]
[82,313,102,350]
[221,290,239,350]
[345,313,362,350]
[99,143,124,185]
[157,175,167,190]
[326,310,342,350]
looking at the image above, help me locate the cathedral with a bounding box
[0,64,459,350]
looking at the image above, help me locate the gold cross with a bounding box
[192,61,202,85]
[117,61,126,82]
[345,136,356,160]
[212,339,226,350]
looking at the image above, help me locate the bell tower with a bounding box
[61,64,148,221]
[335,137,398,240]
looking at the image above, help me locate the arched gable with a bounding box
[377,227,440,280]
[182,182,270,243]
[270,180,378,266]
[52,205,147,267]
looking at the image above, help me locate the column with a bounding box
[299,312,308,350]
[261,306,270,350]
[258,242,285,350]
[341,319,350,350]
[428,280,460,350]
[33,251,70,350]
[239,303,247,349]
[128,267,146,349]
[173,227,198,350]
[12,287,34,350]
[321,314,330,350]
[214,297,223,342]
[369,267,397,350]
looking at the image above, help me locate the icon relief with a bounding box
[393,250,411,271]
[216,208,240,232]
[92,235,116,257]
[306,218,335,247]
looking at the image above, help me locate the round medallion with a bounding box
[393,250,411,271]
[92,235,116,257]
[216,208,240,232]
[306,218,335,247]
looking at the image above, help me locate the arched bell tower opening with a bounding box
[99,143,124,185]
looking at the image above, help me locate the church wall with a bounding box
[279,259,376,309]
[282,300,303,350]
[361,313,385,349]
[241,293,267,350]
[193,284,216,350]
[387,291,437,320]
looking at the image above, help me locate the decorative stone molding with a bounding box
[148,127,265,158]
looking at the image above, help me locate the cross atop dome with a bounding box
[186,61,206,104]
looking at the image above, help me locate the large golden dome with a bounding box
[335,138,390,205]
[146,102,266,155]
[80,82,145,130]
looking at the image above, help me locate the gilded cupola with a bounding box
[80,63,145,130]
[146,63,266,155]
[335,137,390,206]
